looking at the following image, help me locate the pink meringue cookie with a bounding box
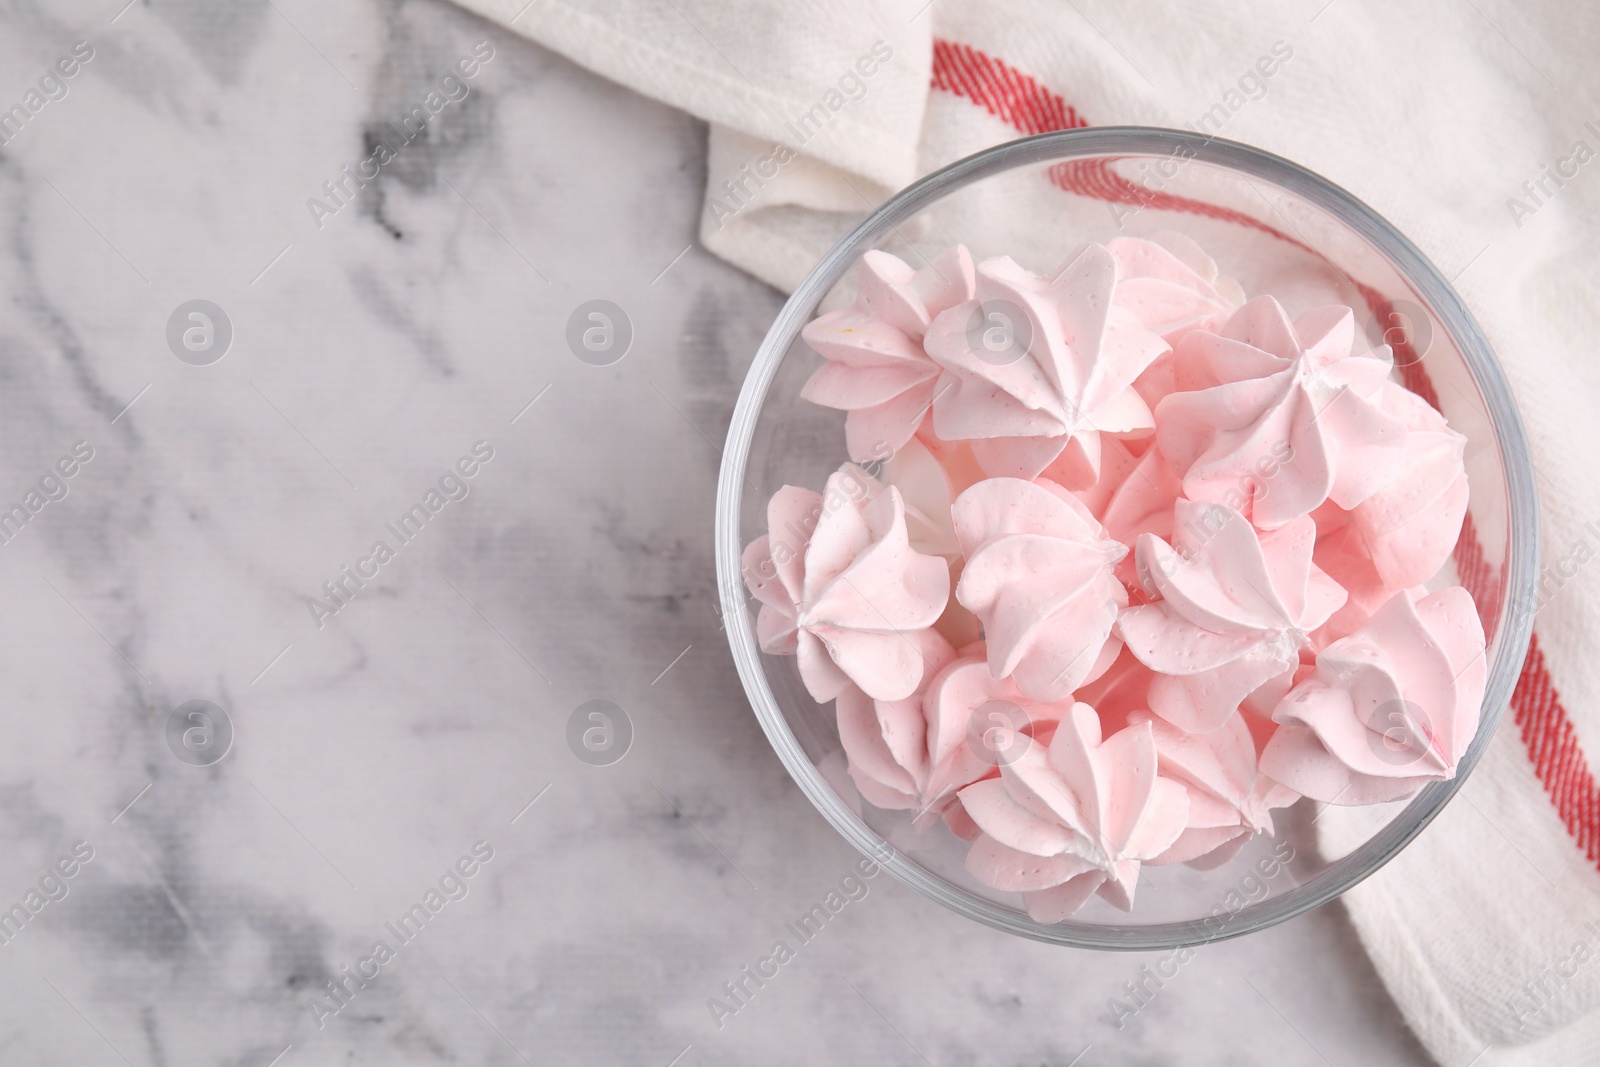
[924,244,1170,484]
[952,477,1129,702]
[1315,380,1469,599]
[1156,296,1409,528]
[800,246,976,463]
[1118,499,1347,733]
[1118,231,1245,416]
[742,467,952,703]
[960,704,1189,920]
[1260,586,1486,805]
[838,652,1064,832]
[1136,711,1297,869]
[1108,233,1243,348]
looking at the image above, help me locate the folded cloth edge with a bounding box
[448,0,927,192]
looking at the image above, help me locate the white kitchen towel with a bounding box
[449,1,1600,1063]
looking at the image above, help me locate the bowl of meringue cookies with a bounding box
[716,128,1539,948]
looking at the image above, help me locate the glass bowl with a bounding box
[715,127,1539,949]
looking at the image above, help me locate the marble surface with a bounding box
[0,1,1433,1064]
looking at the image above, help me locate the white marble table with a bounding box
[0,1,1431,1063]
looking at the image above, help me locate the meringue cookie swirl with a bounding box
[801,246,976,463]
[1137,710,1297,869]
[1261,586,1486,805]
[1110,233,1244,417]
[1119,500,1347,733]
[952,477,1128,702]
[1108,233,1243,348]
[838,652,1061,832]
[1157,296,1408,528]
[742,466,952,703]
[960,704,1189,920]
[925,244,1170,484]
[1316,379,1469,604]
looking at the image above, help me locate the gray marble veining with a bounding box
[0,1,1431,1064]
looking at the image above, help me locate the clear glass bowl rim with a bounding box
[715,126,1540,950]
